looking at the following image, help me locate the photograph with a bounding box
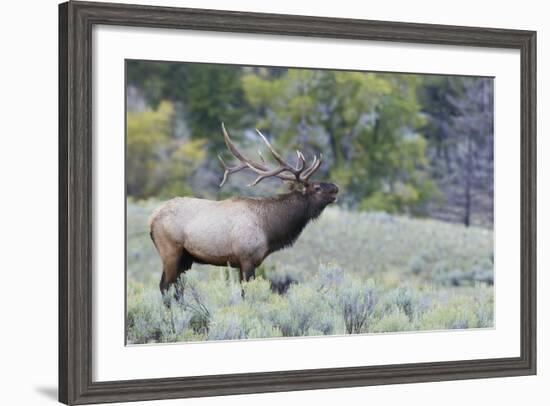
[53,2,538,404]
[125,60,495,344]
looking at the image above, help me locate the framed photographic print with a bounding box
[59,1,536,404]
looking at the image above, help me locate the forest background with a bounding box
[126,61,494,228]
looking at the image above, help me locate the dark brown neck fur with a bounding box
[243,191,326,254]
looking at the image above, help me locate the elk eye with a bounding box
[314,185,322,192]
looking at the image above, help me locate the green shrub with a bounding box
[242,277,273,304]
[315,263,345,292]
[419,297,478,330]
[474,287,494,328]
[471,259,494,285]
[391,287,417,321]
[126,200,495,343]
[371,311,412,333]
[408,254,427,275]
[206,306,280,341]
[340,279,378,334]
[273,284,337,336]
[127,282,193,344]
[207,313,245,341]
[172,276,212,334]
[265,265,301,294]
[127,289,164,343]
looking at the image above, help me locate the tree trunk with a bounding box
[463,134,473,227]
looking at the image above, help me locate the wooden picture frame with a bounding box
[59,1,536,404]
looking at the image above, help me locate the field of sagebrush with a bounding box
[126,199,494,344]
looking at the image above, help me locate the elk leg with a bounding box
[240,262,256,282]
[173,252,194,300]
[238,262,256,299]
[159,249,182,296]
[176,251,194,278]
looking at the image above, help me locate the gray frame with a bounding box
[59,1,537,404]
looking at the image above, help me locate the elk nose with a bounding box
[332,184,339,194]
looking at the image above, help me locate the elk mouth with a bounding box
[328,184,339,203]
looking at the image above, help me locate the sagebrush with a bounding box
[127,200,494,344]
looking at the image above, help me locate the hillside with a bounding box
[126,199,494,344]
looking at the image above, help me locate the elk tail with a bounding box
[148,206,163,250]
[149,230,157,248]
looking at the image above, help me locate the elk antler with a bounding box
[218,123,322,187]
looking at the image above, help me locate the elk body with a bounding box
[149,124,338,294]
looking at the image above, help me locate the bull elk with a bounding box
[149,124,339,295]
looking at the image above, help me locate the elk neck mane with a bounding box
[239,190,323,254]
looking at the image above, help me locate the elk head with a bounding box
[217,123,339,212]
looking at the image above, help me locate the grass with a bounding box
[126,198,494,344]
